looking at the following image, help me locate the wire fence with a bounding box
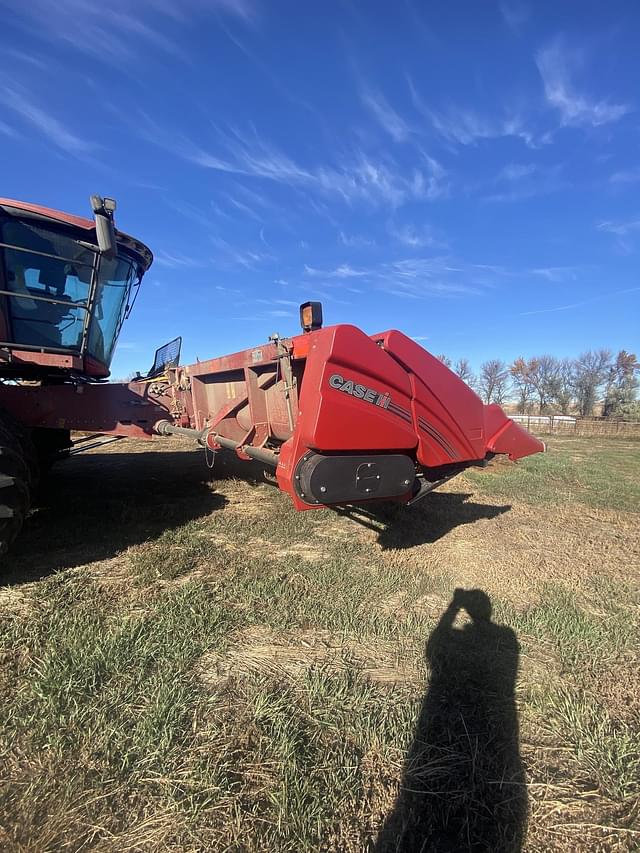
[511,414,640,439]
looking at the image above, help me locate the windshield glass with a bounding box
[1,220,94,352]
[87,255,139,366]
[1,219,141,368]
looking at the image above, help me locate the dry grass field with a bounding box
[0,435,638,852]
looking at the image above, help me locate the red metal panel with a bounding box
[296,325,416,451]
[378,330,544,464]
[276,325,417,509]
[187,340,281,378]
[0,198,94,230]
[4,350,110,378]
[0,380,172,438]
[377,330,486,460]
[484,404,545,460]
[410,375,469,466]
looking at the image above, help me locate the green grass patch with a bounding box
[466,437,640,512]
[2,437,640,851]
[538,687,640,801]
[499,585,632,672]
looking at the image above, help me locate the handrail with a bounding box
[0,241,95,268]
[0,288,89,309]
[0,340,81,354]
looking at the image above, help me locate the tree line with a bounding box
[435,350,640,419]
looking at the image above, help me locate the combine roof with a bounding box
[0,197,153,270]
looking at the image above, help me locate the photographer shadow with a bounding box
[376,589,526,853]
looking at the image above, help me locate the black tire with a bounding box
[0,413,39,490]
[0,445,30,556]
[0,410,39,557]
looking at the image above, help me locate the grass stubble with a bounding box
[0,435,638,851]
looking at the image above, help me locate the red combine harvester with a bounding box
[0,196,544,556]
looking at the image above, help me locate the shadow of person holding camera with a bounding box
[376,589,526,853]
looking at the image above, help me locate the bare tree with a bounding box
[478,359,510,405]
[529,355,560,414]
[603,350,640,416]
[573,349,612,416]
[551,358,575,414]
[454,357,475,388]
[435,354,452,368]
[510,357,536,414]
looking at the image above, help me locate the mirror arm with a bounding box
[90,195,117,260]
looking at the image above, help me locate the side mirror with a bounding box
[90,195,117,260]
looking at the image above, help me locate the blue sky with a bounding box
[1,0,639,379]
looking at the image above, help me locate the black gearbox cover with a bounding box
[294,452,415,505]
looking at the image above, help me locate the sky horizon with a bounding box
[0,0,638,379]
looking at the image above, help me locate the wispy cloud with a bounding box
[596,218,640,253]
[520,300,592,316]
[412,150,449,199]
[5,0,256,69]
[409,78,535,148]
[163,197,229,229]
[232,182,279,211]
[429,107,535,147]
[499,0,530,33]
[219,19,317,115]
[389,222,446,249]
[212,236,274,269]
[338,231,375,248]
[529,266,580,282]
[498,163,537,181]
[224,193,264,223]
[0,118,17,137]
[2,47,48,69]
[482,163,565,202]
[597,219,640,237]
[521,286,640,316]
[303,255,498,301]
[536,37,631,127]
[610,167,640,185]
[472,261,584,282]
[154,250,205,269]
[259,227,270,248]
[0,85,94,154]
[215,285,242,295]
[360,86,412,142]
[212,0,259,24]
[367,255,591,301]
[304,263,367,279]
[381,258,480,298]
[141,115,447,208]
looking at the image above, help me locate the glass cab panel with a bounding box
[1,220,94,352]
[87,255,138,366]
[1,219,141,370]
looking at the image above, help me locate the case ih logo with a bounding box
[328,373,391,408]
[328,373,413,424]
